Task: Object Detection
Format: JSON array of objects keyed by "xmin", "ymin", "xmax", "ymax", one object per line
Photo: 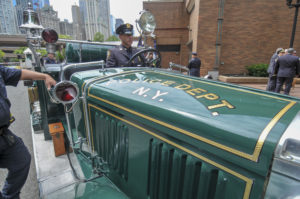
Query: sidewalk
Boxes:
[{"xmin": 237, "ymin": 83, "xmax": 300, "ymax": 99}]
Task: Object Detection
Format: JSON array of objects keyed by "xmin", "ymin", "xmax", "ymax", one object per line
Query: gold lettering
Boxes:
[
  {"xmin": 196, "ymin": 93, "xmax": 219, "ymax": 100},
  {"xmin": 132, "ymin": 78, "xmax": 140, "ymax": 83},
  {"xmin": 186, "ymin": 88, "xmax": 207, "ymax": 95},
  {"xmin": 149, "ymin": 79, "xmax": 162, "ymax": 84},
  {"xmin": 208, "ymin": 100, "xmax": 235, "ymax": 110},
  {"xmin": 119, "ymin": 79, "xmax": 131, "ymax": 83},
  {"xmin": 161, "ymin": 81, "xmax": 176, "ymax": 86},
  {"xmin": 174, "ymin": 84, "xmax": 191, "ymax": 90}
]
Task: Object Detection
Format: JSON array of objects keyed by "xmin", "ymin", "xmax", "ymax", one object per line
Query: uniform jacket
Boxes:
[
  {"xmin": 188, "ymin": 57, "xmax": 201, "ymax": 77},
  {"xmin": 0, "ymin": 65, "xmax": 21, "ymax": 127},
  {"xmin": 44, "ymin": 57, "xmax": 56, "ymax": 64},
  {"xmin": 267, "ymin": 53, "xmax": 279, "ymax": 74},
  {"xmin": 275, "ymin": 54, "xmax": 300, "ymax": 77},
  {"xmin": 106, "ymin": 45, "xmax": 142, "ymax": 68}
]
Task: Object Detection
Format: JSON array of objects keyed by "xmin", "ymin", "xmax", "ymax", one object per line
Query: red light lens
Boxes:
[
  {"xmin": 62, "ymin": 91, "xmax": 74, "ymax": 101},
  {"xmin": 42, "ymin": 28, "xmax": 58, "ymax": 43}
]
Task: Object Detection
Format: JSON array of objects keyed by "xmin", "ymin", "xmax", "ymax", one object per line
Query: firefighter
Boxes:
[{"xmin": 0, "ymin": 65, "xmax": 56, "ymax": 199}]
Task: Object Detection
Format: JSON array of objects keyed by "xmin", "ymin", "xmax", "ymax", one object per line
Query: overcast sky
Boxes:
[{"xmin": 49, "ymin": 0, "xmax": 144, "ymax": 29}]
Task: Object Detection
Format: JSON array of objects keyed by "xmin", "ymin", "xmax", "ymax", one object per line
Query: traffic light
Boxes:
[{"xmin": 286, "ymin": 0, "xmax": 292, "ymax": 6}]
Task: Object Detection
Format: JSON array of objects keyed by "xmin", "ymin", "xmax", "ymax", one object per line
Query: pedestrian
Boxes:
[
  {"xmin": 266, "ymin": 48, "xmax": 284, "ymax": 92},
  {"xmin": 187, "ymin": 52, "xmax": 201, "ymax": 77},
  {"xmin": 0, "ymin": 65, "xmax": 56, "ymax": 199},
  {"xmin": 106, "ymin": 23, "xmax": 143, "ymax": 67},
  {"xmin": 274, "ymin": 48, "xmax": 300, "ymax": 95},
  {"xmin": 44, "ymin": 53, "xmax": 56, "ymax": 64}
]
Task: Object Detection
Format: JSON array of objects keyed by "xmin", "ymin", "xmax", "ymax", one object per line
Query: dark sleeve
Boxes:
[
  {"xmin": 106, "ymin": 49, "xmax": 117, "ymax": 68},
  {"xmin": 0, "ymin": 65, "xmax": 21, "ymax": 86},
  {"xmin": 274, "ymin": 58, "xmax": 280, "ymax": 75},
  {"xmin": 187, "ymin": 60, "xmax": 192, "ymax": 69},
  {"xmin": 296, "ymin": 58, "xmax": 300, "ymax": 75}
]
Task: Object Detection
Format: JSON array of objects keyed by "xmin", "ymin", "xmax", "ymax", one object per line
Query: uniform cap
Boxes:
[
  {"xmin": 275, "ymin": 48, "xmax": 283, "ymax": 54},
  {"xmin": 116, "ymin": 23, "xmax": 133, "ymax": 35},
  {"xmin": 192, "ymin": 52, "xmax": 197, "ymax": 55}
]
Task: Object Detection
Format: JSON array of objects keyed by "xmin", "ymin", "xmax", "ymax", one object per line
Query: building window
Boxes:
[{"xmin": 157, "ymin": 45, "xmax": 181, "ymax": 52}]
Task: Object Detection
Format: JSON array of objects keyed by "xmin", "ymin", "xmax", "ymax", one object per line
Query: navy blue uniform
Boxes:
[
  {"xmin": 106, "ymin": 45, "xmax": 142, "ymax": 67},
  {"xmin": 266, "ymin": 53, "xmax": 279, "ymax": 92},
  {"xmin": 0, "ymin": 66, "xmax": 31, "ymax": 199},
  {"xmin": 44, "ymin": 57, "xmax": 56, "ymax": 64},
  {"xmin": 274, "ymin": 54, "xmax": 300, "ymax": 95},
  {"xmin": 187, "ymin": 57, "xmax": 201, "ymax": 77}
]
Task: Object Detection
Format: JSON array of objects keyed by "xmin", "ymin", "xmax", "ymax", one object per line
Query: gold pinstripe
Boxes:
[{"xmin": 88, "ymin": 103, "xmax": 253, "ymax": 199}]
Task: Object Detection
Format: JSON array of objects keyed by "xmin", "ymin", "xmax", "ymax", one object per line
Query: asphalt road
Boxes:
[{"xmin": 0, "ymin": 82, "xmax": 39, "ymax": 199}]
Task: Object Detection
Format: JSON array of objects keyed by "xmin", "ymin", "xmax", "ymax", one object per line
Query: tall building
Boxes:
[
  {"xmin": 15, "ymin": 0, "xmax": 32, "ymax": 27},
  {"xmin": 32, "ymin": 0, "xmax": 50, "ymax": 10},
  {"xmin": 144, "ymin": 0, "xmax": 300, "ymax": 75},
  {"xmin": 0, "ymin": 0, "xmax": 19, "ymax": 34},
  {"xmin": 36, "ymin": 5, "xmax": 59, "ymax": 33},
  {"xmin": 110, "ymin": 15, "xmax": 116, "ymax": 36},
  {"xmin": 79, "ymin": 0, "xmax": 111, "ymax": 41},
  {"xmin": 59, "ymin": 19, "xmax": 73, "ymax": 37},
  {"xmin": 72, "ymin": 5, "xmax": 86, "ymax": 40},
  {"xmin": 115, "ymin": 18, "xmax": 124, "ymax": 30}
]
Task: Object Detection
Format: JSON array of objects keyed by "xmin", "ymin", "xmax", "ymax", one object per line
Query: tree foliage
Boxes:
[
  {"xmin": 93, "ymin": 32, "xmax": 104, "ymax": 42},
  {"xmin": 106, "ymin": 35, "xmax": 119, "ymax": 41},
  {"xmin": 37, "ymin": 49, "xmax": 48, "ymax": 57},
  {"xmin": 13, "ymin": 47, "xmax": 27, "ymax": 55},
  {"xmin": 0, "ymin": 50, "xmax": 5, "ymax": 62},
  {"xmin": 59, "ymin": 34, "xmax": 72, "ymax": 39}
]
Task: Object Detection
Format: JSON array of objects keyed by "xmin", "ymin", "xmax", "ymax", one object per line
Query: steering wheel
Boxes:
[{"xmin": 127, "ymin": 48, "xmax": 161, "ymax": 68}]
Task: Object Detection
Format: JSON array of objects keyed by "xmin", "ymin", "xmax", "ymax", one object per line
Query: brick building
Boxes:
[{"xmin": 143, "ymin": 0, "xmax": 300, "ymax": 77}]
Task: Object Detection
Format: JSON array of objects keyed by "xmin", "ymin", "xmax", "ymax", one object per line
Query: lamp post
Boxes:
[{"xmin": 287, "ymin": 0, "xmax": 300, "ymax": 48}]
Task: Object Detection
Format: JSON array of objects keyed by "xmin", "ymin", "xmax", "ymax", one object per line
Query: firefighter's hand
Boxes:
[{"xmin": 45, "ymin": 74, "xmax": 56, "ymax": 90}]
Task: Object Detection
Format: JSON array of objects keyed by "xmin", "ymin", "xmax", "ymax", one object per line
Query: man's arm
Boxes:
[
  {"xmin": 20, "ymin": 69, "xmax": 56, "ymax": 89},
  {"xmin": 106, "ymin": 50, "xmax": 117, "ymax": 68}
]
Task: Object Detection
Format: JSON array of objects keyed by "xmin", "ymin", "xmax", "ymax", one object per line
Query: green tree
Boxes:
[
  {"xmin": 56, "ymin": 48, "xmax": 65, "ymax": 63},
  {"xmin": 13, "ymin": 47, "xmax": 27, "ymax": 55},
  {"xmin": 0, "ymin": 50, "xmax": 5, "ymax": 62},
  {"xmin": 37, "ymin": 49, "xmax": 48, "ymax": 57},
  {"xmin": 106, "ymin": 35, "xmax": 119, "ymax": 41},
  {"xmin": 59, "ymin": 34, "xmax": 72, "ymax": 39},
  {"xmin": 93, "ymin": 32, "xmax": 104, "ymax": 42}
]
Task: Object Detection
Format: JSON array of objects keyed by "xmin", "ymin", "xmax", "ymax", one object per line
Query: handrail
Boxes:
[
  {"xmin": 60, "ymin": 60, "xmax": 105, "ymax": 81},
  {"xmin": 169, "ymin": 62, "xmax": 189, "ymax": 73}
]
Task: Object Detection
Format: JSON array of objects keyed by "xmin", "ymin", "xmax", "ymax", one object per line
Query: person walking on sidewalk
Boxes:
[
  {"xmin": 274, "ymin": 48, "xmax": 300, "ymax": 95},
  {"xmin": 266, "ymin": 48, "xmax": 284, "ymax": 92}
]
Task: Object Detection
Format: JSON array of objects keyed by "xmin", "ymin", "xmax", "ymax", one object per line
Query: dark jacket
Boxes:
[
  {"xmin": 267, "ymin": 53, "xmax": 278, "ymax": 74},
  {"xmin": 188, "ymin": 57, "xmax": 201, "ymax": 77},
  {"xmin": 0, "ymin": 65, "xmax": 21, "ymax": 127},
  {"xmin": 106, "ymin": 45, "xmax": 142, "ymax": 67},
  {"xmin": 275, "ymin": 54, "xmax": 300, "ymax": 77}
]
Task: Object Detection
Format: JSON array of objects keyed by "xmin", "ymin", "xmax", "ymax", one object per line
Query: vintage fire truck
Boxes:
[{"xmin": 20, "ymin": 3, "xmax": 300, "ymax": 199}]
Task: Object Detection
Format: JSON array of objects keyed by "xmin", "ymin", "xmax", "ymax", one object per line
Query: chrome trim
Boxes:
[
  {"xmin": 272, "ymin": 111, "xmax": 300, "ymax": 180},
  {"xmin": 169, "ymin": 62, "xmax": 189, "ymax": 73},
  {"xmin": 52, "ymin": 81, "xmax": 79, "ymax": 105},
  {"xmin": 60, "ymin": 61, "xmax": 105, "ymax": 81}
]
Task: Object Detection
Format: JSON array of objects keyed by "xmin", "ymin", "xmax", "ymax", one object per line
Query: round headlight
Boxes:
[{"xmin": 137, "ymin": 10, "xmax": 156, "ymax": 35}]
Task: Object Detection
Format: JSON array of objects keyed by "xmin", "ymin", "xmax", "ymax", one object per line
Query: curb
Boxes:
[{"xmin": 219, "ymin": 75, "xmax": 300, "ymax": 84}]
